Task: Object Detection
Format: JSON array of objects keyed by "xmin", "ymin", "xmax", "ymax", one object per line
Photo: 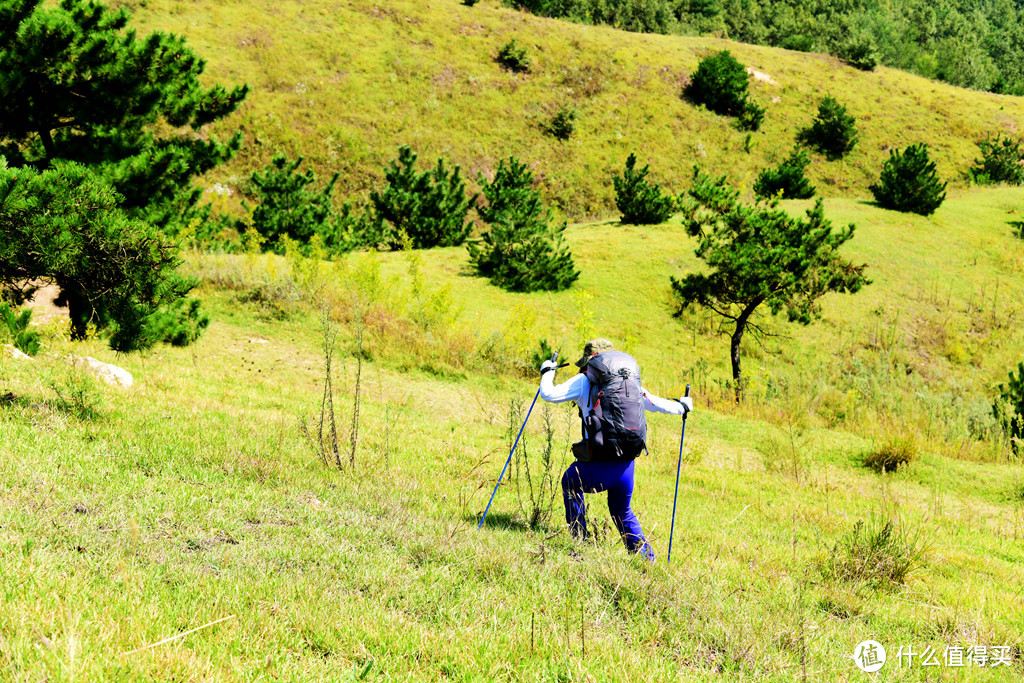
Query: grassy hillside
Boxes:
[
  {"xmin": 4, "ymin": 0, "xmax": 1024, "ymax": 679},
  {"xmin": 4, "ymin": 185, "xmax": 1024, "ymax": 679},
  {"xmin": 125, "ymin": 0, "xmax": 1024, "ymax": 218}
]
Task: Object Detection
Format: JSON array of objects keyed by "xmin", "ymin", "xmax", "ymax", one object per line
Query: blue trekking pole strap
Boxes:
[
  {"xmin": 667, "ymin": 383, "xmax": 690, "ymax": 563},
  {"xmin": 478, "ymin": 352, "xmax": 558, "ymax": 530}
]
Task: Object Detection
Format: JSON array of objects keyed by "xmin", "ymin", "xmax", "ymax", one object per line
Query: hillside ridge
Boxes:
[{"xmin": 126, "ymin": 0, "xmax": 1024, "ymax": 219}]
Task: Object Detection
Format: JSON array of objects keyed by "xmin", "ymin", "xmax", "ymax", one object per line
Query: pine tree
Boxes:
[
  {"xmin": 869, "ymin": 143, "xmax": 947, "ymax": 215},
  {"xmin": 248, "ymin": 154, "xmax": 356, "ymax": 255},
  {"xmin": 672, "ymin": 169, "xmax": 869, "ymax": 402},
  {"xmin": 0, "ymin": 161, "xmax": 201, "ymax": 351},
  {"xmin": 994, "ymin": 362, "xmax": 1024, "ymax": 454},
  {"xmin": 753, "ymin": 147, "xmax": 816, "ymax": 200},
  {"xmin": 798, "ymin": 96, "xmax": 858, "ymax": 161},
  {"xmin": 0, "ymin": 0, "xmax": 248, "ymax": 230},
  {"xmin": 468, "ymin": 157, "xmax": 579, "ymax": 292},
  {"xmin": 684, "ymin": 50, "xmax": 750, "ymax": 117},
  {"xmin": 684, "ymin": 50, "xmax": 764, "ymax": 129},
  {"xmin": 614, "ymin": 153, "xmax": 676, "ymax": 225},
  {"xmin": 972, "ymin": 134, "xmax": 1024, "ymax": 185},
  {"xmin": 366, "ymin": 146, "xmax": 475, "ymax": 250}
]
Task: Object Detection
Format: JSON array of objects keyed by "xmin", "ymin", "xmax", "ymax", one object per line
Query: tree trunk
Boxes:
[
  {"xmin": 56, "ymin": 279, "xmax": 91, "ymax": 340},
  {"xmin": 37, "ymin": 128, "xmax": 56, "ymax": 162},
  {"xmin": 730, "ymin": 302, "xmax": 760, "ymax": 403}
]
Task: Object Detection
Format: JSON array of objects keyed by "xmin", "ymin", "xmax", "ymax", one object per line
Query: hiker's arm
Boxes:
[
  {"xmin": 643, "ymin": 390, "xmax": 692, "ymax": 415},
  {"xmin": 540, "ymin": 371, "xmax": 586, "ymax": 404}
]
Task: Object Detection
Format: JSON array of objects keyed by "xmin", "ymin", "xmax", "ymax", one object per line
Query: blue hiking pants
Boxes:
[{"xmin": 561, "ymin": 459, "xmax": 654, "ymax": 561}]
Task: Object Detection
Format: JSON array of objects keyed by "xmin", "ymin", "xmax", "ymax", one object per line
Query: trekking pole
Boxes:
[
  {"xmin": 478, "ymin": 352, "xmax": 559, "ymax": 530},
  {"xmin": 667, "ymin": 384, "xmax": 690, "ymax": 564}
]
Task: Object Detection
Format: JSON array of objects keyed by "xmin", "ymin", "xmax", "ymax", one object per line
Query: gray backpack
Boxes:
[{"xmin": 582, "ymin": 350, "xmax": 647, "ymax": 461}]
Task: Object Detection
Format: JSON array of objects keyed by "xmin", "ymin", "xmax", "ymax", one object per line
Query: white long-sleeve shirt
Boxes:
[{"xmin": 540, "ymin": 370, "xmax": 687, "ymax": 420}]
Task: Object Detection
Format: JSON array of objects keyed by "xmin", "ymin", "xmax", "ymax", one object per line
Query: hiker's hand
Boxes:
[
  {"xmin": 540, "ymin": 360, "xmax": 558, "ymax": 375},
  {"xmin": 677, "ymin": 396, "xmax": 693, "ymax": 413}
]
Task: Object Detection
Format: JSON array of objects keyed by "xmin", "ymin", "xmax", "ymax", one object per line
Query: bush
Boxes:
[
  {"xmin": 824, "ymin": 517, "xmax": 927, "ymax": 589},
  {"xmin": 530, "ymin": 339, "xmax": 557, "ymax": 371},
  {"xmin": 0, "ymin": 302, "xmax": 40, "ymax": 356},
  {"xmin": 613, "ymin": 153, "xmax": 676, "ymax": 224},
  {"xmin": 869, "ymin": 143, "xmax": 947, "ymax": 216},
  {"xmin": 837, "ymin": 35, "xmax": 878, "ymax": 71},
  {"xmin": 468, "ymin": 156, "xmax": 579, "ymax": 292},
  {"xmin": 684, "ymin": 50, "xmax": 764, "ymax": 130},
  {"xmin": 684, "ymin": 50, "xmax": 750, "ymax": 118},
  {"xmin": 248, "ymin": 154, "xmax": 355, "ymax": 255},
  {"xmin": 544, "ymin": 106, "xmax": 577, "ymax": 140},
  {"xmin": 366, "ymin": 146, "xmax": 476, "ymax": 250},
  {"xmin": 971, "ymin": 134, "xmax": 1024, "ymax": 185},
  {"xmin": 994, "ymin": 362, "xmax": 1024, "ymax": 454},
  {"xmin": 49, "ymin": 365, "xmax": 102, "ymax": 421},
  {"xmin": 863, "ymin": 435, "xmax": 918, "ymax": 472},
  {"xmin": 737, "ymin": 100, "xmax": 765, "ymax": 131},
  {"xmin": 797, "ymin": 96, "xmax": 858, "ymax": 160},
  {"xmin": 497, "ymin": 39, "xmax": 530, "ymax": 73},
  {"xmin": 753, "ymin": 147, "xmax": 816, "ymax": 200}
]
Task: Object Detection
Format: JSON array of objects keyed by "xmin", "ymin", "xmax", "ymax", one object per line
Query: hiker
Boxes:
[{"xmin": 539, "ymin": 339, "xmax": 692, "ymax": 561}]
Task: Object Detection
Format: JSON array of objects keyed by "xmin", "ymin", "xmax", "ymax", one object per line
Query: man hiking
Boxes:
[{"xmin": 539, "ymin": 339, "xmax": 692, "ymax": 561}]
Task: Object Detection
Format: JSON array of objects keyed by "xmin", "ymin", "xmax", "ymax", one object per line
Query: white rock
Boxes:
[
  {"xmin": 3, "ymin": 344, "xmax": 32, "ymax": 361},
  {"xmin": 746, "ymin": 67, "xmax": 778, "ymax": 85},
  {"xmin": 70, "ymin": 356, "xmax": 133, "ymax": 388}
]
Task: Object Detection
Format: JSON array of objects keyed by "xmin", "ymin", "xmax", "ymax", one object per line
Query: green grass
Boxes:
[
  {"xmin": 122, "ymin": 0, "xmax": 1024, "ymax": 218},
  {"xmin": 4, "ymin": 184, "xmax": 1024, "ymax": 678},
  {"xmin": 5, "ymin": 0, "xmax": 1024, "ymax": 678}
]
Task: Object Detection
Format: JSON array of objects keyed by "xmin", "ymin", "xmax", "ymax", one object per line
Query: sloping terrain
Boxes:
[
  {"xmin": 2, "ymin": 0, "xmax": 1024, "ymax": 679},
  {"xmin": 127, "ymin": 0, "xmax": 1024, "ymax": 217}
]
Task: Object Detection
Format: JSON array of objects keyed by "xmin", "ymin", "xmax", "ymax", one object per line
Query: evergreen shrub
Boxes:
[
  {"xmin": 869, "ymin": 143, "xmax": 947, "ymax": 216},
  {"xmin": 366, "ymin": 146, "xmax": 475, "ymax": 250},
  {"xmin": 754, "ymin": 147, "xmax": 816, "ymax": 200},
  {"xmin": 468, "ymin": 156, "xmax": 578, "ymax": 292},
  {"xmin": 971, "ymin": 134, "xmax": 1024, "ymax": 185},
  {"xmin": 613, "ymin": 153, "xmax": 676, "ymax": 224},
  {"xmin": 798, "ymin": 96, "xmax": 858, "ymax": 160},
  {"xmin": 684, "ymin": 51, "xmax": 764, "ymax": 130}
]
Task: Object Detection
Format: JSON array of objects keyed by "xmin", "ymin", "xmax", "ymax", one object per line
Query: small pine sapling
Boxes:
[
  {"xmin": 971, "ymin": 134, "xmax": 1024, "ymax": 185},
  {"xmin": 684, "ymin": 50, "xmax": 764, "ymax": 130},
  {"xmin": 248, "ymin": 154, "xmax": 353, "ymax": 254},
  {"xmin": 497, "ymin": 39, "xmax": 530, "ymax": 73},
  {"xmin": 545, "ymin": 106, "xmax": 577, "ymax": 141},
  {"xmin": 366, "ymin": 145, "xmax": 476, "ymax": 250},
  {"xmin": 754, "ymin": 146, "xmax": 816, "ymax": 200},
  {"xmin": 468, "ymin": 156, "xmax": 579, "ymax": 292},
  {"xmin": 738, "ymin": 99, "xmax": 766, "ymax": 132},
  {"xmin": 994, "ymin": 362, "xmax": 1024, "ymax": 454},
  {"xmin": 869, "ymin": 143, "xmax": 947, "ymax": 216},
  {"xmin": 613, "ymin": 153, "xmax": 676, "ymax": 224},
  {"xmin": 684, "ymin": 50, "xmax": 750, "ymax": 117},
  {"xmin": 0, "ymin": 302, "xmax": 41, "ymax": 356},
  {"xmin": 798, "ymin": 96, "xmax": 858, "ymax": 160}
]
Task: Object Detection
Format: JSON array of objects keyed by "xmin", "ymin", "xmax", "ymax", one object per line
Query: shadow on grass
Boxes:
[
  {"xmin": 1009, "ymin": 220, "xmax": 1024, "ymax": 240},
  {"xmin": 0, "ymin": 389, "xmax": 99, "ymax": 421},
  {"xmin": 465, "ymin": 511, "xmax": 534, "ymax": 532},
  {"xmin": 456, "ymin": 261, "xmax": 489, "ymax": 279}
]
